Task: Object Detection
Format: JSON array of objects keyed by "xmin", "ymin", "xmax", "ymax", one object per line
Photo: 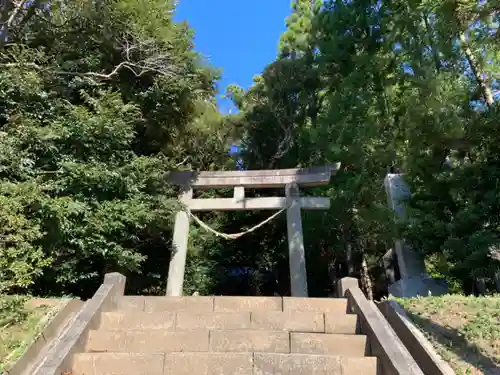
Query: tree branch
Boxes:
[
  {"xmin": 459, "ymin": 32, "xmax": 494, "ymax": 106},
  {"xmin": 1, "ymin": 38, "xmax": 179, "ymax": 79},
  {"xmin": 0, "ymin": 0, "xmax": 27, "ymax": 47}
]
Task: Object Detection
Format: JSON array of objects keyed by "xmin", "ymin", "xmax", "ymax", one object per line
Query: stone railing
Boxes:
[
  {"xmin": 337, "ymin": 277, "xmax": 425, "ymax": 375},
  {"xmin": 378, "ymin": 300, "xmax": 455, "ymax": 375},
  {"xmin": 31, "ymin": 272, "xmax": 126, "ymax": 375}
]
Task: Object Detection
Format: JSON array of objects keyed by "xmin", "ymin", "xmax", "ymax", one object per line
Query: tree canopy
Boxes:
[{"xmin": 1, "ymin": 0, "xmax": 499, "ymax": 298}]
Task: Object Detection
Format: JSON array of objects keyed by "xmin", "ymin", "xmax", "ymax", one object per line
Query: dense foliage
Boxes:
[
  {"xmin": 1, "ymin": 0, "xmax": 499, "ymax": 299},
  {"xmin": 0, "ymin": 0, "xmax": 233, "ymax": 297},
  {"xmin": 224, "ymin": 0, "xmax": 500, "ymax": 297}
]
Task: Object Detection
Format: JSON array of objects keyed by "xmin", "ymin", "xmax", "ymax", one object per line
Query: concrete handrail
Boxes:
[
  {"xmin": 31, "ymin": 272, "xmax": 126, "ymax": 375},
  {"xmin": 337, "ymin": 277, "xmax": 425, "ymax": 375},
  {"xmin": 379, "ymin": 300, "xmax": 455, "ymax": 375},
  {"xmin": 6, "ymin": 299, "xmax": 83, "ymax": 375}
]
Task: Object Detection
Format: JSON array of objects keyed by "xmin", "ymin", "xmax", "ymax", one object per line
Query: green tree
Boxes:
[
  {"xmin": 0, "ymin": 0, "xmax": 233, "ymax": 297},
  {"xmin": 222, "ymin": 0, "xmax": 500, "ymax": 297}
]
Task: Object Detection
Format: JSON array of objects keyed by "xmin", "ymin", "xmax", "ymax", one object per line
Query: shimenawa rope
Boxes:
[{"xmin": 186, "ymin": 205, "xmax": 290, "ymax": 240}]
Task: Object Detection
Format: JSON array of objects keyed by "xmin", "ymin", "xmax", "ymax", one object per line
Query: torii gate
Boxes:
[{"xmin": 166, "ymin": 164, "xmax": 340, "ymax": 297}]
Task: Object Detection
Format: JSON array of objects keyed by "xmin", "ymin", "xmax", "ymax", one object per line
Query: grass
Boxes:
[
  {"xmin": 395, "ymin": 294, "xmax": 500, "ymax": 375},
  {"xmin": 0, "ymin": 296, "xmax": 67, "ymax": 372}
]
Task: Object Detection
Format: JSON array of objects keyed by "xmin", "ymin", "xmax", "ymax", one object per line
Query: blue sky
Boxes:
[{"xmin": 175, "ymin": 1, "xmax": 291, "ymax": 114}]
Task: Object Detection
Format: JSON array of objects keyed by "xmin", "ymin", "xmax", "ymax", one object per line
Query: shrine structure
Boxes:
[{"xmin": 165, "ymin": 164, "xmax": 340, "ymax": 297}]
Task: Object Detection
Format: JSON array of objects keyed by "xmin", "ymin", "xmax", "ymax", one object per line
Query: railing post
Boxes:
[{"xmin": 337, "ymin": 276, "xmax": 360, "ymax": 297}]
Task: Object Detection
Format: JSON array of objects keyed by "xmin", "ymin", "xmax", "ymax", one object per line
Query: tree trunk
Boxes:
[
  {"xmin": 361, "ymin": 254, "xmax": 374, "ymax": 300},
  {"xmin": 459, "ymin": 32, "xmax": 494, "ymax": 106},
  {"xmin": 423, "ymin": 14, "xmax": 442, "ymax": 73},
  {"xmin": 0, "ymin": 0, "xmax": 27, "ymax": 45},
  {"xmin": 0, "ymin": 0, "xmax": 44, "ymax": 48},
  {"xmin": 346, "ymin": 243, "xmax": 354, "ymax": 276},
  {"xmin": 382, "ymin": 248, "xmax": 396, "ymax": 284},
  {"xmin": 494, "ymin": 272, "xmax": 500, "ymax": 293},
  {"xmin": 474, "ymin": 278, "xmax": 487, "ymax": 296}
]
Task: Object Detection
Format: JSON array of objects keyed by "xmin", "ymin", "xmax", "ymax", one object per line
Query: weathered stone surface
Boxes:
[
  {"xmin": 175, "ymin": 312, "xmax": 251, "ymax": 330},
  {"xmin": 378, "ymin": 300, "xmax": 455, "ymax": 375},
  {"xmin": 99, "ymin": 311, "xmax": 176, "ymax": 331},
  {"xmin": 116, "ymin": 296, "xmax": 146, "ymax": 311},
  {"xmin": 72, "ymin": 352, "xmax": 378, "ymax": 375},
  {"xmin": 290, "ymin": 333, "xmax": 368, "ymax": 356},
  {"xmin": 253, "ymin": 353, "xmax": 342, "ymax": 375},
  {"xmin": 346, "ymin": 285, "xmax": 425, "ymax": 375},
  {"xmin": 283, "ymin": 297, "xmax": 347, "ymax": 313},
  {"xmin": 165, "ymin": 352, "xmax": 253, "ymax": 375},
  {"xmin": 233, "ymin": 186, "xmax": 245, "ymax": 201},
  {"xmin": 336, "ymin": 277, "xmax": 359, "ymax": 298},
  {"xmin": 8, "ymin": 299, "xmax": 83, "ymax": 375},
  {"xmin": 185, "ymin": 197, "xmax": 330, "ymax": 211},
  {"xmin": 166, "ymin": 209, "xmax": 191, "ymax": 297},
  {"xmin": 250, "ymin": 311, "xmax": 324, "ymax": 332},
  {"xmin": 167, "ymin": 164, "xmax": 340, "ymax": 189},
  {"xmin": 286, "ymin": 183, "xmax": 309, "ymax": 298},
  {"xmin": 86, "ymin": 330, "xmax": 209, "ymax": 352},
  {"xmin": 71, "ymin": 352, "xmax": 165, "ymax": 375},
  {"xmin": 384, "ymin": 174, "xmax": 448, "ymax": 298},
  {"xmin": 341, "ymin": 356, "xmax": 378, "ymax": 375},
  {"xmin": 209, "ymin": 330, "xmax": 289, "ymax": 353},
  {"xmin": 213, "ymin": 296, "xmax": 282, "ymax": 312},
  {"xmin": 324, "ymin": 313, "xmax": 358, "ymax": 334},
  {"xmin": 143, "ymin": 296, "xmax": 214, "ymax": 312},
  {"xmin": 384, "ymin": 173, "xmax": 411, "ymax": 221},
  {"xmin": 32, "ymin": 273, "xmax": 126, "ymax": 375}
]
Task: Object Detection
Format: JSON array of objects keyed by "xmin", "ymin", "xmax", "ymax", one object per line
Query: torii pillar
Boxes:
[{"xmin": 285, "ymin": 183, "xmax": 308, "ymax": 297}]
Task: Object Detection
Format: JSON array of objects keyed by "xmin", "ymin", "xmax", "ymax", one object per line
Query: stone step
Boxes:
[
  {"xmin": 115, "ymin": 296, "xmax": 349, "ymax": 313},
  {"xmin": 71, "ymin": 352, "xmax": 165, "ymax": 375},
  {"xmin": 177, "ymin": 311, "xmax": 252, "ymax": 330},
  {"xmin": 98, "ymin": 311, "xmax": 251, "ymax": 331},
  {"xmin": 282, "ymin": 297, "xmax": 348, "ymax": 313},
  {"xmin": 325, "ymin": 312, "xmax": 358, "ymax": 334},
  {"xmin": 290, "ymin": 332, "xmax": 368, "ymax": 356},
  {"xmin": 214, "ymin": 296, "xmax": 282, "ymax": 312},
  {"xmin": 209, "ymin": 330, "xmax": 290, "ymax": 353},
  {"xmin": 85, "ymin": 330, "xmax": 210, "ymax": 353},
  {"xmin": 249, "ymin": 311, "xmax": 357, "ymax": 333},
  {"xmin": 98, "ymin": 311, "xmax": 358, "ymax": 333},
  {"xmin": 250, "ymin": 311, "xmax": 325, "ymax": 332},
  {"xmin": 99, "ymin": 311, "xmax": 177, "ymax": 331},
  {"xmin": 254, "ymin": 353, "xmax": 377, "ymax": 375},
  {"xmin": 116, "ymin": 296, "xmax": 215, "ymax": 312},
  {"xmin": 86, "ymin": 329, "xmax": 368, "ymax": 356},
  {"xmin": 71, "ymin": 352, "xmax": 378, "ymax": 375}
]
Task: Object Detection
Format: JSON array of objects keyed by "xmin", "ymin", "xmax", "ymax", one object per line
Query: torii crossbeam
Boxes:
[{"xmin": 165, "ymin": 164, "xmax": 341, "ymax": 297}]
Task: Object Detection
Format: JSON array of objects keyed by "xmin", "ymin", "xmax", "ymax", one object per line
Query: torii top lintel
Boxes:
[{"xmin": 167, "ymin": 163, "xmax": 341, "ymax": 189}]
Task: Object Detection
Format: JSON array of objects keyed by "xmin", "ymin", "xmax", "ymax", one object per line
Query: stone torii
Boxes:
[{"xmin": 165, "ymin": 164, "xmax": 340, "ymax": 297}]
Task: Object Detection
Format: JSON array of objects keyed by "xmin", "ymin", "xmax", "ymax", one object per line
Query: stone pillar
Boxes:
[
  {"xmin": 285, "ymin": 183, "xmax": 308, "ymax": 297},
  {"xmin": 166, "ymin": 189, "xmax": 192, "ymax": 296},
  {"xmin": 384, "ymin": 174, "xmax": 426, "ymax": 279},
  {"xmin": 384, "ymin": 173, "xmax": 448, "ymax": 297}
]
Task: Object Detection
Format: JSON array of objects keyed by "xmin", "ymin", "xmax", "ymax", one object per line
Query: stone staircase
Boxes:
[
  {"xmin": 70, "ymin": 295, "xmax": 376, "ymax": 375},
  {"xmin": 29, "ymin": 274, "xmax": 425, "ymax": 375}
]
